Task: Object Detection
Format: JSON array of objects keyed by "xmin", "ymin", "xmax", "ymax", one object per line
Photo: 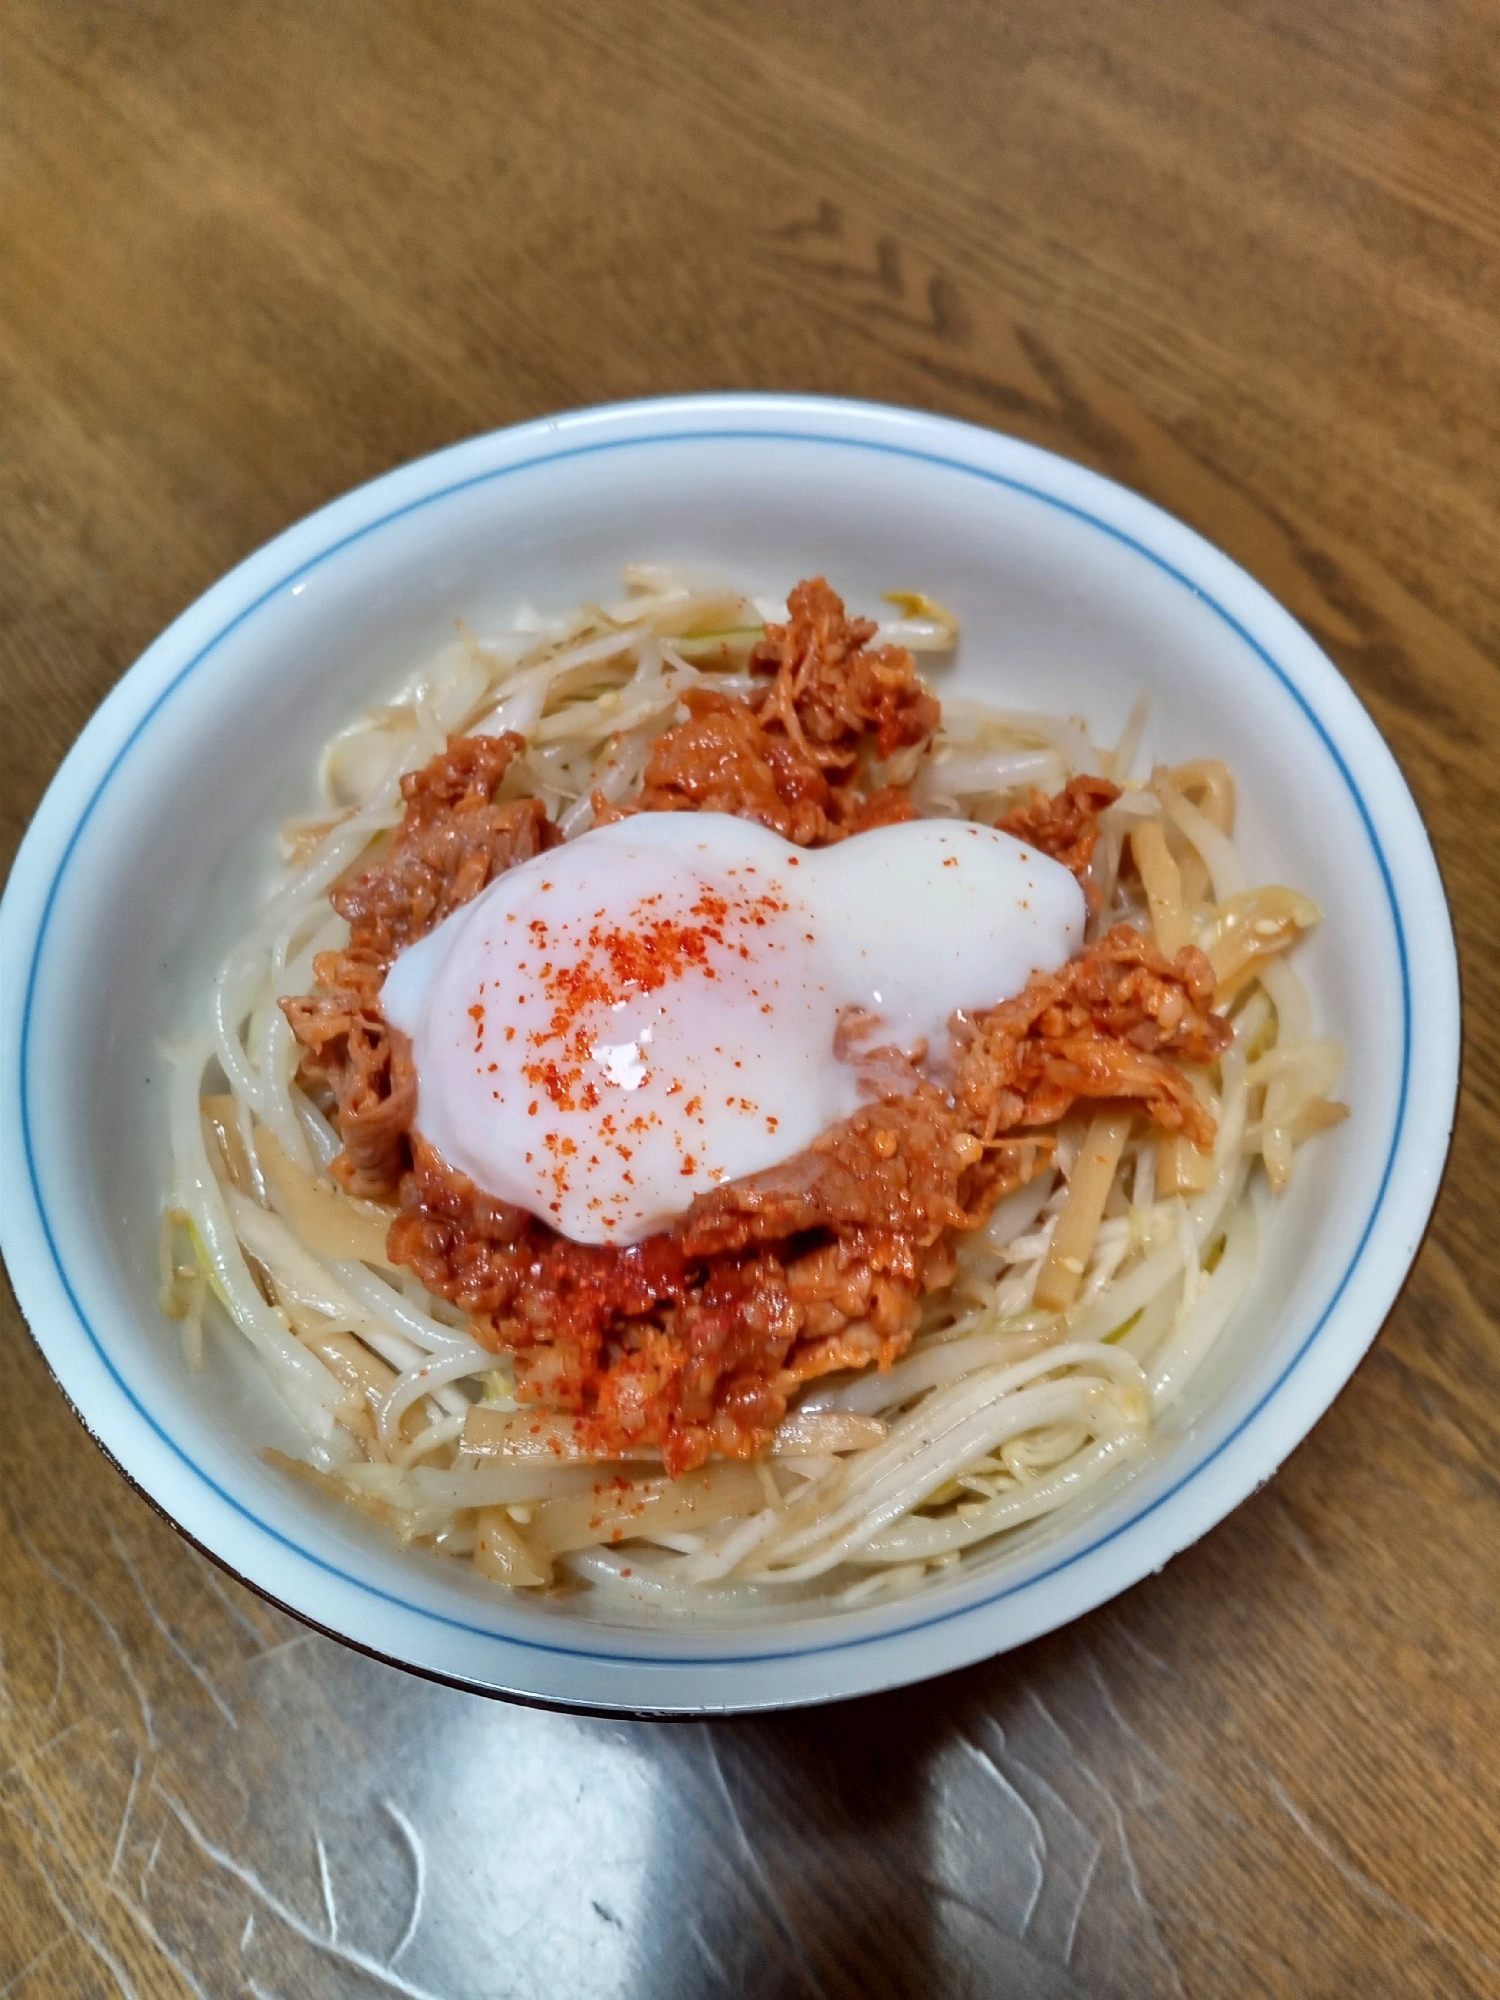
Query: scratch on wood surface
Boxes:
[
  {"xmin": 152, "ymin": 1784, "xmax": 448, "ymax": 2000},
  {"xmin": 685, "ymin": 1915, "xmax": 734, "ymax": 1991},
  {"xmin": 14, "ymin": 1521, "xmax": 156, "ymax": 1750},
  {"xmin": 138, "ymin": 1834, "xmax": 162, "ymax": 1904},
  {"xmin": 107, "ymin": 1525, "xmax": 237, "ymax": 1731},
  {"xmin": 1099, "ymin": 1782, "xmax": 1183, "ymax": 2000},
  {"xmin": 1078, "ymin": 1644, "xmax": 1181, "ymax": 1808},
  {"xmin": 1110, "ymin": 1621, "xmax": 1173, "ymax": 1677},
  {"xmin": 246, "ymin": 1633, "xmax": 314, "ymax": 1667},
  {"xmin": 0, "ymin": 1720, "xmax": 85, "ymax": 1789},
  {"xmin": 382, "ymin": 1799, "xmax": 426, "ymax": 1964},
  {"xmin": 701, "ymin": 1730, "xmax": 831, "ymax": 2000},
  {"xmin": 1265, "ymin": 1774, "xmax": 1500, "ymax": 1978},
  {"xmin": 314, "ymin": 1831, "xmax": 338, "ymax": 1943},
  {"xmin": 0, "ymin": 1937, "xmax": 63, "ymax": 1998},
  {"xmin": 978, "ymin": 1715, "xmax": 1103, "ymax": 1968},
  {"xmin": 24, "ymin": 1837, "xmax": 139, "ymax": 2000},
  {"xmin": 43, "ymin": 1612, "xmax": 65, "ymax": 1720},
  {"xmin": 108, "ymin": 1750, "xmax": 145, "ymax": 1882},
  {"xmin": 103, "ymin": 1879, "xmax": 213, "ymax": 2000},
  {"xmin": 1024, "ymin": 1684, "xmax": 1186, "ymax": 2000},
  {"xmin": 3, "ymin": 1761, "xmax": 70, "ymax": 1856},
  {"xmin": 5, "ymin": 1753, "xmax": 206, "ymax": 2000},
  {"xmin": 955, "ymin": 1731, "xmax": 1045, "ymax": 1935},
  {"xmin": 1062, "ymin": 1837, "xmax": 1104, "ymax": 1966},
  {"xmin": 916, "ymin": 1870, "xmax": 1052, "ymax": 1951}
]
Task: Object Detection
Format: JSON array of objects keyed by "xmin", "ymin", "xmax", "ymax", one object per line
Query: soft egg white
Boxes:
[{"xmin": 381, "ymin": 812, "xmax": 1083, "ymax": 1244}]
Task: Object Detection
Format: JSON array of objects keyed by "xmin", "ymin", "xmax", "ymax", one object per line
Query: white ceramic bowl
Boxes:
[{"xmin": 0, "ymin": 394, "xmax": 1458, "ymax": 1713}]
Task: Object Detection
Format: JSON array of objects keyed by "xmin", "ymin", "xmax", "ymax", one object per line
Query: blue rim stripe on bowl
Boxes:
[{"xmin": 17, "ymin": 424, "xmax": 1411, "ymax": 1669}]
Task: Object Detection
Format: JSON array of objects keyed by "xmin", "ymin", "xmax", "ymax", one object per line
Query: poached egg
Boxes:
[{"xmin": 381, "ymin": 812, "xmax": 1083, "ymax": 1243}]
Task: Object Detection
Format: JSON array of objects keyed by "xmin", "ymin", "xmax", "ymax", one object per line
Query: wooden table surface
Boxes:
[{"xmin": 4, "ymin": 5, "xmax": 1498, "ymax": 1994}]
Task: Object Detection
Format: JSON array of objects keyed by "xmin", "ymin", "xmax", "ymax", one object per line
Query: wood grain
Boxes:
[{"xmin": 3, "ymin": 3, "xmax": 1497, "ymax": 1993}]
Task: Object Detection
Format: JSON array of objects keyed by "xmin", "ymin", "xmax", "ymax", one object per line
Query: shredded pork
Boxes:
[
  {"xmin": 625, "ymin": 577, "xmax": 936, "ymax": 846},
  {"xmin": 999, "ymin": 772, "xmax": 1122, "ymax": 878}
]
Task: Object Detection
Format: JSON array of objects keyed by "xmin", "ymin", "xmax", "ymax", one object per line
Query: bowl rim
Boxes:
[{"xmin": 0, "ymin": 391, "xmax": 1460, "ymax": 1712}]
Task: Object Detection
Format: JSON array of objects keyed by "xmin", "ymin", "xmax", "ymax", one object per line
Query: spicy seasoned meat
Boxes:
[
  {"xmin": 749, "ymin": 575, "xmax": 941, "ymax": 766},
  {"xmin": 386, "ymin": 1133, "xmax": 932, "ymax": 1475},
  {"xmin": 281, "ymin": 732, "xmax": 554, "ymax": 1197},
  {"xmin": 632, "ymin": 687, "xmax": 846, "ymax": 844},
  {"xmin": 677, "ymin": 1087, "xmax": 1052, "ymax": 1258},
  {"xmin": 952, "ymin": 924, "xmax": 1230, "ymax": 1149},
  {"xmin": 630, "ymin": 578, "xmax": 933, "ymax": 844},
  {"xmin": 999, "ymin": 772, "xmax": 1121, "ymax": 881}
]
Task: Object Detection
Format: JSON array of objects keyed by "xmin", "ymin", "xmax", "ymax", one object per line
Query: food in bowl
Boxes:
[{"xmin": 161, "ymin": 568, "xmax": 1346, "ymax": 1610}]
